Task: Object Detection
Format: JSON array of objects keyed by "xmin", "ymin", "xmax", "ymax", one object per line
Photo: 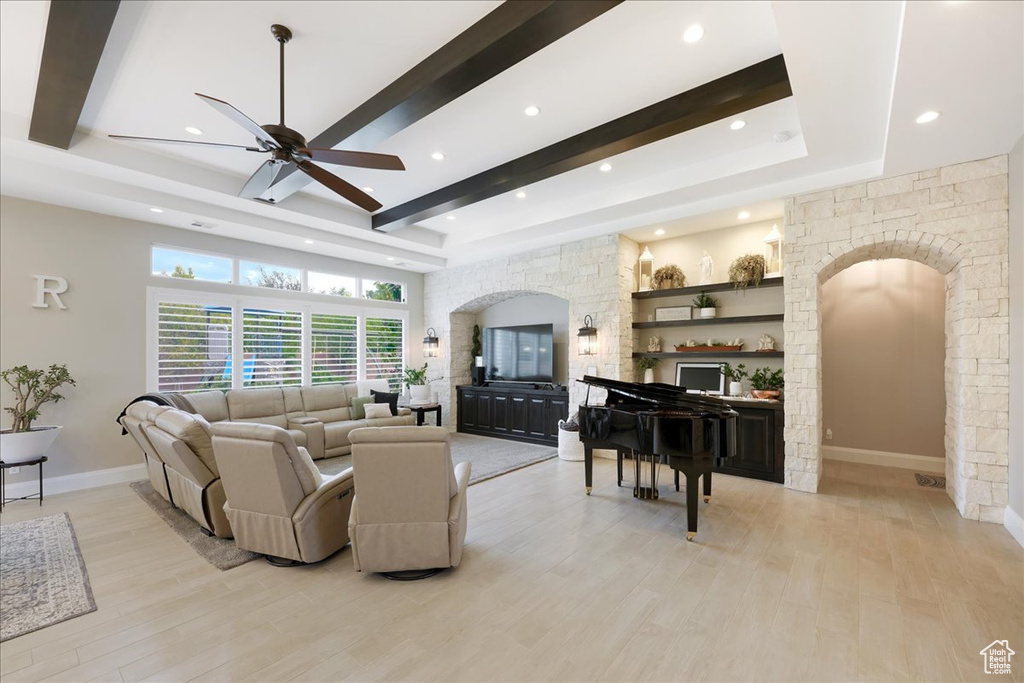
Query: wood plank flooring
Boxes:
[{"xmin": 0, "ymin": 458, "xmax": 1020, "ymax": 682}]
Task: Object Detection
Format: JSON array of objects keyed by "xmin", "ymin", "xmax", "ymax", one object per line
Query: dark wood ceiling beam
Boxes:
[
  {"xmin": 29, "ymin": 0, "xmax": 120, "ymax": 149},
  {"xmin": 372, "ymin": 55, "xmax": 792, "ymax": 232},
  {"xmin": 264, "ymin": 0, "xmax": 623, "ymax": 202}
]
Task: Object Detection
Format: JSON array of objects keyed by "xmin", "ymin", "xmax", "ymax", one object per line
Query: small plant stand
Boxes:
[{"xmin": 1, "ymin": 456, "xmax": 47, "ymax": 510}]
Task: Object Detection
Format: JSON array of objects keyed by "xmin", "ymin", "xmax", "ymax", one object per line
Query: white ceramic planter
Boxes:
[
  {"xmin": 0, "ymin": 426, "xmax": 62, "ymax": 464},
  {"xmin": 729, "ymin": 381, "xmax": 743, "ymax": 396},
  {"xmin": 699, "ymin": 307, "xmax": 717, "ymax": 319},
  {"xmin": 643, "ymin": 368, "xmax": 655, "ymax": 384},
  {"xmin": 408, "ymin": 385, "xmax": 432, "ymax": 405}
]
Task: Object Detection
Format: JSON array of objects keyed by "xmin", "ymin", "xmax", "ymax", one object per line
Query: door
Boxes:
[
  {"xmin": 730, "ymin": 409, "xmax": 774, "ymax": 474},
  {"xmin": 460, "ymin": 391, "xmax": 477, "ymax": 429},
  {"xmin": 547, "ymin": 396, "xmax": 569, "ymax": 438},
  {"xmin": 478, "ymin": 393, "xmax": 493, "ymax": 430},
  {"xmin": 493, "ymin": 394, "xmax": 510, "ymax": 433},
  {"xmin": 510, "ymin": 396, "xmax": 528, "ymax": 435},
  {"xmin": 527, "ymin": 397, "xmax": 547, "ymax": 439}
]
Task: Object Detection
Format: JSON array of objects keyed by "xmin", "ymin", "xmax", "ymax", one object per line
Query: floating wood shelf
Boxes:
[
  {"xmin": 631, "ymin": 277, "xmax": 784, "ymax": 300},
  {"xmin": 633, "ymin": 313, "xmax": 784, "ymax": 329},
  {"xmin": 632, "ymin": 351, "xmax": 785, "ymax": 359}
]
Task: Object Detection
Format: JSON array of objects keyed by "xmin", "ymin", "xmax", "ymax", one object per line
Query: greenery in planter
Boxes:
[
  {"xmin": 750, "ymin": 367, "xmax": 784, "ymax": 391},
  {"xmin": 692, "ymin": 291, "xmax": 718, "ymax": 309},
  {"xmin": 652, "ymin": 264, "xmax": 686, "ymax": 290},
  {"xmin": 729, "ymin": 254, "xmax": 767, "ymax": 289},
  {"xmin": 635, "ymin": 357, "xmax": 661, "ymax": 371},
  {"xmin": 470, "ymin": 324, "xmax": 482, "ymax": 373},
  {"xmin": 721, "ymin": 363, "xmax": 748, "ymax": 382},
  {"xmin": 2, "ymin": 364, "xmax": 76, "ymax": 433},
  {"xmin": 403, "ymin": 364, "xmax": 428, "ymax": 386}
]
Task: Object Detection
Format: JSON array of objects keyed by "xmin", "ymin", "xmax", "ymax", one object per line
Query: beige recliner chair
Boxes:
[
  {"xmin": 143, "ymin": 409, "xmax": 232, "ymax": 538},
  {"xmin": 120, "ymin": 401, "xmax": 172, "ymax": 503},
  {"xmin": 210, "ymin": 422, "xmax": 355, "ymax": 566},
  {"xmin": 348, "ymin": 427, "xmax": 470, "ymax": 578}
]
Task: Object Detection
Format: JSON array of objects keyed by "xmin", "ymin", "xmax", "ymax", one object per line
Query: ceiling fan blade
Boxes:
[
  {"xmin": 195, "ymin": 93, "xmax": 280, "ymax": 149},
  {"xmin": 296, "ymin": 160, "xmax": 382, "ymax": 212},
  {"xmin": 108, "ymin": 134, "xmax": 265, "ymax": 152},
  {"xmin": 239, "ymin": 160, "xmax": 282, "ymax": 199},
  {"xmin": 297, "ymin": 148, "xmax": 405, "ymax": 171}
]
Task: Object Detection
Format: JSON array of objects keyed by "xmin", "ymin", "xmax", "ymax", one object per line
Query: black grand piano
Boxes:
[{"xmin": 577, "ymin": 376, "xmax": 737, "ymax": 541}]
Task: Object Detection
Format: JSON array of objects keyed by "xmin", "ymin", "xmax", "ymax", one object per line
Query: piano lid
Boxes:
[{"xmin": 578, "ymin": 375, "xmax": 734, "ymax": 414}]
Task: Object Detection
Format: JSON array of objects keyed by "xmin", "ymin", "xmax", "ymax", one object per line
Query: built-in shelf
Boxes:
[
  {"xmin": 632, "ymin": 351, "xmax": 785, "ymax": 359},
  {"xmin": 632, "ymin": 277, "xmax": 784, "ymax": 300},
  {"xmin": 633, "ymin": 313, "xmax": 784, "ymax": 329}
]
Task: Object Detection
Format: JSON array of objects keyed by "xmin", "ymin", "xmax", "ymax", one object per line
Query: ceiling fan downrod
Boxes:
[{"xmin": 271, "ymin": 24, "xmax": 292, "ymax": 126}]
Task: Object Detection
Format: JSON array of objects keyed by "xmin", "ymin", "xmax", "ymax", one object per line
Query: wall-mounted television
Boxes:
[
  {"xmin": 675, "ymin": 362, "xmax": 725, "ymax": 395},
  {"xmin": 484, "ymin": 324, "xmax": 554, "ymax": 383}
]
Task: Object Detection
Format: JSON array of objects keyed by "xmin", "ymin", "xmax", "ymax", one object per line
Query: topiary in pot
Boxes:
[
  {"xmin": 1, "ymin": 364, "xmax": 76, "ymax": 463},
  {"xmin": 749, "ymin": 366, "xmax": 784, "ymax": 399}
]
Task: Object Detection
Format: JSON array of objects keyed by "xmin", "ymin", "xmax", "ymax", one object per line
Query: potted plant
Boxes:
[
  {"xmin": 749, "ymin": 366, "xmax": 784, "ymax": 399},
  {"xmin": 471, "ymin": 324, "xmax": 483, "ymax": 372},
  {"xmin": 692, "ymin": 291, "xmax": 719, "ymax": 319},
  {"xmin": 636, "ymin": 357, "xmax": 660, "ymax": 384},
  {"xmin": 1, "ymin": 364, "xmax": 76, "ymax": 464},
  {"xmin": 729, "ymin": 254, "xmax": 767, "ymax": 290},
  {"xmin": 721, "ymin": 363, "xmax": 748, "ymax": 397},
  {"xmin": 652, "ymin": 264, "xmax": 686, "ymax": 290},
  {"xmin": 403, "ymin": 364, "xmax": 432, "ymax": 405}
]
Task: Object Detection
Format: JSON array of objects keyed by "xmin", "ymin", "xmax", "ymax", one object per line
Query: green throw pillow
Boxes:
[{"xmin": 350, "ymin": 395, "xmax": 374, "ymax": 420}]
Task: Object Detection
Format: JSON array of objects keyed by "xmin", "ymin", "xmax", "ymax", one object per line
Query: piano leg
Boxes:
[
  {"xmin": 703, "ymin": 471, "xmax": 712, "ymax": 503},
  {"xmin": 584, "ymin": 445, "xmax": 593, "ymax": 495},
  {"xmin": 674, "ymin": 470, "xmax": 680, "ymax": 492},
  {"xmin": 685, "ymin": 473, "xmax": 699, "ymax": 541},
  {"xmin": 616, "ymin": 449, "xmax": 623, "ymax": 487}
]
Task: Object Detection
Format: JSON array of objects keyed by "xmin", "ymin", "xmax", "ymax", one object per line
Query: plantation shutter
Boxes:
[
  {"xmin": 311, "ymin": 313, "xmax": 358, "ymax": 384},
  {"xmin": 242, "ymin": 307, "xmax": 302, "ymax": 387},
  {"xmin": 156, "ymin": 302, "xmax": 233, "ymax": 393},
  {"xmin": 365, "ymin": 316, "xmax": 404, "ymax": 391}
]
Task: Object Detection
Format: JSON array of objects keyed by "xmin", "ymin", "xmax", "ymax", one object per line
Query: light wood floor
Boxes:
[{"xmin": 1, "ymin": 457, "xmax": 1021, "ymax": 682}]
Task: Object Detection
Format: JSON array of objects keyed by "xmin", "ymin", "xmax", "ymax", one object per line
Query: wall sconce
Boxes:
[
  {"xmin": 577, "ymin": 315, "xmax": 597, "ymax": 356},
  {"xmin": 764, "ymin": 224, "xmax": 784, "ymax": 277},
  {"xmin": 638, "ymin": 246, "xmax": 655, "ymax": 292},
  {"xmin": 423, "ymin": 327, "xmax": 439, "ymax": 358}
]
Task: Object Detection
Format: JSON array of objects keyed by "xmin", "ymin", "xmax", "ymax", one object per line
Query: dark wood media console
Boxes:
[
  {"xmin": 457, "ymin": 384, "xmax": 569, "ymax": 446},
  {"xmin": 717, "ymin": 398, "xmax": 785, "ymax": 483}
]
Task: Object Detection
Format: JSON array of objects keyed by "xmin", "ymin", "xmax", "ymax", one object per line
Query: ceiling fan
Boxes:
[{"xmin": 109, "ymin": 24, "xmax": 403, "ymax": 212}]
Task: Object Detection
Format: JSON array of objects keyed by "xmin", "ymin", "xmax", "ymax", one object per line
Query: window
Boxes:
[
  {"xmin": 365, "ymin": 316, "xmax": 404, "ymax": 391},
  {"xmin": 362, "ymin": 280, "xmax": 405, "ymax": 303},
  {"xmin": 240, "ymin": 261, "xmax": 302, "ymax": 290},
  {"xmin": 155, "ymin": 302, "xmax": 232, "ymax": 392},
  {"xmin": 311, "ymin": 313, "xmax": 358, "ymax": 384},
  {"xmin": 308, "ymin": 272, "xmax": 356, "ymax": 297},
  {"xmin": 152, "ymin": 247, "xmax": 232, "ymax": 283},
  {"xmin": 242, "ymin": 307, "xmax": 302, "ymax": 387}
]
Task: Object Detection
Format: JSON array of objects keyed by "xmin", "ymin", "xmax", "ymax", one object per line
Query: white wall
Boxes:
[
  {"xmin": 1009, "ymin": 135, "xmax": 1023, "ymax": 536},
  {"xmin": 0, "ymin": 196, "xmax": 424, "ymax": 484},
  {"xmin": 476, "ymin": 294, "xmax": 569, "ymax": 385}
]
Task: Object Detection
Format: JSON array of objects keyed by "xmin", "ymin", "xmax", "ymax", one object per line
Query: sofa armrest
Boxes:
[
  {"xmin": 288, "ymin": 419, "xmax": 325, "ymax": 460},
  {"xmin": 293, "ymin": 467, "xmax": 354, "ymax": 526},
  {"xmin": 397, "ymin": 407, "xmax": 412, "ymax": 416},
  {"xmin": 447, "ymin": 461, "xmax": 471, "ymax": 567}
]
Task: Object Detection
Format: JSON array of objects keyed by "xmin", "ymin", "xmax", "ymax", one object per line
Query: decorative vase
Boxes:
[
  {"xmin": 729, "ymin": 381, "xmax": 743, "ymax": 396},
  {"xmin": 751, "ymin": 389, "xmax": 780, "ymax": 400},
  {"xmin": 643, "ymin": 368, "xmax": 655, "ymax": 384},
  {"xmin": 408, "ymin": 385, "xmax": 431, "ymax": 405},
  {"xmin": 700, "ymin": 307, "xmax": 717, "ymax": 319},
  {"xmin": 0, "ymin": 425, "xmax": 62, "ymax": 464}
]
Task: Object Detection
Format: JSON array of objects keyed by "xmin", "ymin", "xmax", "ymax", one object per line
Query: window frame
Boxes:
[{"xmin": 150, "ymin": 244, "xmax": 235, "ymax": 284}]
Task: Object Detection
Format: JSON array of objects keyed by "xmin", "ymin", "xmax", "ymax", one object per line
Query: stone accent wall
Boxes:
[
  {"xmin": 784, "ymin": 155, "xmax": 1010, "ymax": 522},
  {"xmin": 424, "ymin": 234, "xmax": 640, "ymax": 429}
]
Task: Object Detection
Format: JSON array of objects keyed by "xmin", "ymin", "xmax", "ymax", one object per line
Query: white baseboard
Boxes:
[
  {"xmin": 3, "ymin": 463, "xmax": 145, "ymax": 500},
  {"xmin": 1005, "ymin": 506, "xmax": 1024, "ymax": 549},
  {"xmin": 822, "ymin": 445, "xmax": 944, "ymax": 472}
]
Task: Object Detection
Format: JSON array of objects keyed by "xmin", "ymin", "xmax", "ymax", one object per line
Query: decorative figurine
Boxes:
[
  {"xmin": 758, "ymin": 333, "xmax": 776, "ymax": 352},
  {"xmin": 699, "ymin": 251, "xmax": 714, "ymax": 285},
  {"xmin": 647, "ymin": 336, "xmax": 662, "ymax": 353}
]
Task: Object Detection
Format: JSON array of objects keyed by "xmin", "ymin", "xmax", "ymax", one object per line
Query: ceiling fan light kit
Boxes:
[{"xmin": 109, "ymin": 24, "xmax": 404, "ymax": 213}]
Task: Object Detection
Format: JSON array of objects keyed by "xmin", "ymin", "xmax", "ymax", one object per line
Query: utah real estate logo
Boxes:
[{"xmin": 980, "ymin": 640, "xmax": 1015, "ymax": 675}]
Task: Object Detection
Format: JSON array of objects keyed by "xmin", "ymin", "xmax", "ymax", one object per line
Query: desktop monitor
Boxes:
[{"xmin": 675, "ymin": 362, "xmax": 725, "ymax": 395}]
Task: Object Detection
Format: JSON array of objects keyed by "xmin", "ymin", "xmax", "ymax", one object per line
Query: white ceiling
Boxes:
[{"xmin": 1, "ymin": 0, "xmax": 1021, "ymax": 272}]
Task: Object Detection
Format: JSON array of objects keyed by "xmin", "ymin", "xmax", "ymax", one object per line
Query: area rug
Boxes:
[
  {"xmin": 130, "ymin": 481, "xmax": 259, "ymax": 570},
  {"xmin": 914, "ymin": 473, "xmax": 946, "ymax": 489},
  {"xmin": 318, "ymin": 432, "xmax": 557, "ymax": 485},
  {"xmin": 0, "ymin": 513, "xmax": 97, "ymax": 642}
]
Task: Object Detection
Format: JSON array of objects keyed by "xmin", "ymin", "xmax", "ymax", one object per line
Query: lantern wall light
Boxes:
[
  {"xmin": 577, "ymin": 315, "xmax": 598, "ymax": 356},
  {"xmin": 423, "ymin": 327, "xmax": 439, "ymax": 358}
]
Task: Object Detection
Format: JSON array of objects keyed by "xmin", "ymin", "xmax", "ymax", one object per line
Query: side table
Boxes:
[
  {"xmin": 1, "ymin": 456, "xmax": 48, "ymax": 510},
  {"xmin": 410, "ymin": 403, "xmax": 442, "ymax": 427}
]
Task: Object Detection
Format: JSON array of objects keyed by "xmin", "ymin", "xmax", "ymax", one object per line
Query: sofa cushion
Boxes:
[
  {"xmin": 154, "ymin": 409, "xmax": 218, "ymax": 475},
  {"xmin": 372, "ymin": 390, "xmax": 399, "ymax": 416},
  {"xmin": 350, "ymin": 395, "xmax": 373, "ymax": 420},
  {"xmin": 364, "ymin": 415, "xmax": 417, "ymax": 428},
  {"xmin": 324, "ymin": 420, "xmax": 367, "ymax": 450},
  {"xmin": 364, "ymin": 403, "xmax": 393, "ymax": 420},
  {"xmin": 300, "ymin": 385, "xmax": 354, "ymax": 424},
  {"xmin": 226, "ymin": 388, "xmax": 287, "ymax": 428},
  {"xmin": 186, "ymin": 390, "xmax": 229, "ymax": 423}
]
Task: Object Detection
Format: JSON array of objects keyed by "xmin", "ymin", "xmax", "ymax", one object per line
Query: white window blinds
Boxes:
[
  {"xmin": 365, "ymin": 316, "xmax": 404, "ymax": 391},
  {"xmin": 311, "ymin": 313, "xmax": 358, "ymax": 385},
  {"xmin": 242, "ymin": 307, "xmax": 302, "ymax": 387},
  {"xmin": 155, "ymin": 302, "xmax": 232, "ymax": 393}
]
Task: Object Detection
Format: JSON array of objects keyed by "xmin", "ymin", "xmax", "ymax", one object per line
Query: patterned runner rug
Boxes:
[{"xmin": 0, "ymin": 513, "xmax": 97, "ymax": 642}]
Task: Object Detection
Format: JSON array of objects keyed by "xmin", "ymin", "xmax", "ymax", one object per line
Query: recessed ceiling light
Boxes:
[
  {"xmin": 524, "ymin": 105, "xmax": 541, "ymax": 117},
  {"xmin": 447, "ymin": 215, "xmax": 456, "ymax": 220},
  {"xmin": 184, "ymin": 126, "xmax": 203, "ymax": 136},
  {"xmin": 362, "ymin": 187, "xmax": 374, "ymax": 194},
  {"xmin": 431, "ymin": 151, "xmax": 445, "ymax": 161},
  {"xmin": 737, "ymin": 211, "xmax": 751, "ymax": 220},
  {"xmin": 599, "ymin": 162, "xmax": 612, "ymax": 172},
  {"xmin": 149, "ymin": 207, "xmax": 164, "ymax": 213},
  {"xmin": 304, "ymin": 239, "xmax": 314, "ymax": 245},
  {"xmin": 516, "ymin": 191, "xmax": 527, "ymax": 199},
  {"xmin": 386, "ymin": 257, "xmax": 395, "ymax": 261},
  {"xmin": 654, "ymin": 228, "xmax": 666, "ymax": 236},
  {"xmin": 730, "ymin": 120, "xmax": 746, "ymax": 131},
  {"xmin": 682, "ymin": 24, "xmax": 704, "ymax": 43},
  {"xmin": 915, "ymin": 110, "xmax": 940, "ymax": 124}
]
